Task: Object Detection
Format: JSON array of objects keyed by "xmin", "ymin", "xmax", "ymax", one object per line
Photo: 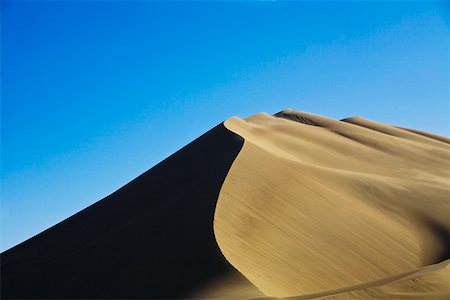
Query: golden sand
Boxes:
[{"xmin": 210, "ymin": 110, "xmax": 450, "ymax": 299}]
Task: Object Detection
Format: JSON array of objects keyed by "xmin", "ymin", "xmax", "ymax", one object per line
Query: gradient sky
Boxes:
[{"xmin": 1, "ymin": 1, "xmax": 449, "ymax": 251}]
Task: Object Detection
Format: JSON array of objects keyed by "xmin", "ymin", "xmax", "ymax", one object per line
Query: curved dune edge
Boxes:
[{"xmin": 216, "ymin": 110, "xmax": 450, "ymax": 298}]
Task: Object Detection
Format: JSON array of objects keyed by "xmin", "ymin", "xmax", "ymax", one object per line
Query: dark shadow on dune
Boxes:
[
  {"xmin": 274, "ymin": 111, "xmax": 318, "ymax": 126},
  {"xmin": 1, "ymin": 123, "xmax": 244, "ymax": 299},
  {"xmin": 422, "ymin": 217, "xmax": 450, "ymax": 265}
]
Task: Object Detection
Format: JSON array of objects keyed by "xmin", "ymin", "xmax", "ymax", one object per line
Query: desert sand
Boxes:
[
  {"xmin": 1, "ymin": 110, "xmax": 449, "ymax": 299},
  {"xmin": 212, "ymin": 110, "xmax": 450, "ymax": 299}
]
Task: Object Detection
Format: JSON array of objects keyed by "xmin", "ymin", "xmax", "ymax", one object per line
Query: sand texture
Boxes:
[
  {"xmin": 1, "ymin": 110, "xmax": 449, "ymax": 299},
  {"xmin": 215, "ymin": 110, "xmax": 450, "ymax": 298}
]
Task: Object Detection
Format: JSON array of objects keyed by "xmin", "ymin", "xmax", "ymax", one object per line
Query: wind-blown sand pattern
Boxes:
[
  {"xmin": 1, "ymin": 110, "xmax": 449, "ymax": 299},
  {"xmin": 214, "ymin": 110, "xmax": 450, "ymax": 298}
]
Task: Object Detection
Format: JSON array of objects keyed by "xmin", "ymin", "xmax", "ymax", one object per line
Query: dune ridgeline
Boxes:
[{"xmin": 1, "ymin": 110, "xmax": 449, "ymax": 299}]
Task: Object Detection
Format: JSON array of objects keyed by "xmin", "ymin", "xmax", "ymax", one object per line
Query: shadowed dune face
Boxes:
[
  {"xmin": 217, "ymin": 110, "xmax": 450, "ymax": 297},
  {"xmin": 1, "ymin": 123, "xmax": 246, "ymax": 299}
]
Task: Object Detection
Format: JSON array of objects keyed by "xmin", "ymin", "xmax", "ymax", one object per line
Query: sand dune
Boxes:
[
  {"xmin": 2, "ymin": 110, "xmax": 449, "ymax": 299},
  {"xmin": 214, "ymin": 110, "xmax": 450, "ymax": 298}
]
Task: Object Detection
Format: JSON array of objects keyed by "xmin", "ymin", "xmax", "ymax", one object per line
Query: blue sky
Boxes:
[{"xmin": 1, "ymin": 1, "xmax": 449, "ymax": 251}]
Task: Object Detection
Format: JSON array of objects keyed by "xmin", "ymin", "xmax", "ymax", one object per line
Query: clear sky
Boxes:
[{"xmin": 1, "ymin": 1, "xmax": 449, "ymax": 251}]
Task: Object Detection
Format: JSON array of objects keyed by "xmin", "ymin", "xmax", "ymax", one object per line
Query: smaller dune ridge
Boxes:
[
  {"xmin": 274, "ymin": 109, "xmax": 319, "ymax": 126},
  {"xmin": 215, "ymin": 110, "xmax": 450, "ymax": 298}
]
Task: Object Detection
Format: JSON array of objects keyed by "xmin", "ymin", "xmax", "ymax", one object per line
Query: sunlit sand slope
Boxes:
[{"xmin": 217, "ymin": 110, "xmax": 450, "ymax": 298}]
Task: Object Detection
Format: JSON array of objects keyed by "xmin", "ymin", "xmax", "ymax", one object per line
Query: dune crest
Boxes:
[{"xmin": 216, "ymin": 110, "xmax": 450, "ymax": 297}]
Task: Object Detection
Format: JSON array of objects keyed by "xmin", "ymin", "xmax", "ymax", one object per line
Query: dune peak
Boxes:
[{"xmin": 341, "ymin": 116, "xmax": 365, "ymax": 121}]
